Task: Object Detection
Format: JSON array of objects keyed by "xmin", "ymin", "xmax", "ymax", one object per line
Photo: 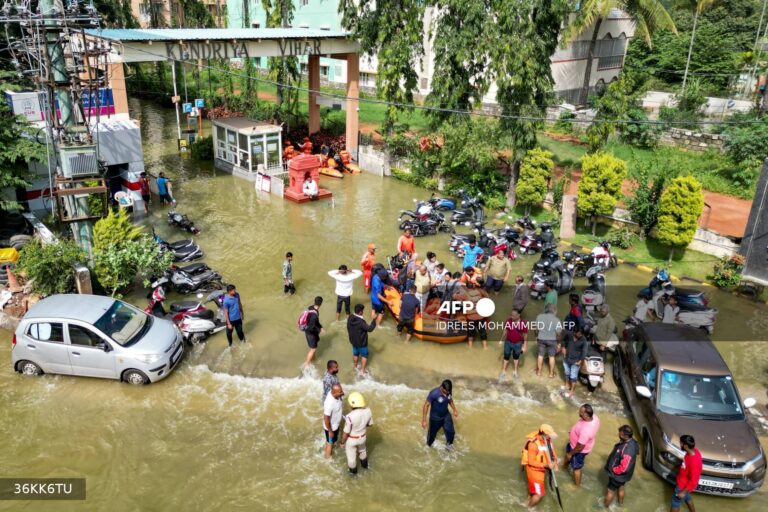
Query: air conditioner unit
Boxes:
[{"xmin": 59, "ymin": 145, "xmax": 99, "ymax": 178}]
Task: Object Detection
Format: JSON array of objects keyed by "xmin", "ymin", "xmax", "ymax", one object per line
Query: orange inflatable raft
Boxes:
[
  {"xmin": 319, "ymin": 167, "xmax": 344, "ymax": 178},
  {"xmin": 382, "ymin": 286, "xmax": 490, "ymax": 344}
]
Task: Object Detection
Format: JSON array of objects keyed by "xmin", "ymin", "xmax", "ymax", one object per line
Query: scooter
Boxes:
[
  {"xmin": 155, "ymin": 265, "xmax": 224, "ymax": 294},
  {"xmin": 532, "ymin": 245, "xmax": 560, "ymax": 271},
  {"xmin": 177, "ymin": 290, "xmax": 227, "ymax": 344},
  {"xmin": 448, "ymin": 222, "xmax": 487, "ymax": 252},
  {"xmin": 484, "ymin": 231, "xmax": 519, "ymax": 261},
  {"xmin": 589, "ymin": 241, "xmax": 619, "ymax": 269},
  {"xmin": 451, "ymin": 193, "xmax": 484, "ymax": 226},
  {"xmin": 580, "ymin": 265, "xmax": 606, "ymax": 324},
  {"xmin": 638, "ymin": 268, "xmax": 709, "ymax": 310},
  {"xmin": 167, "ymin": 210, "xmax": 201, "ymax": 235},
  {"xmin": 578, "ymin": 344, "xmax": 605, "ymax": 392},
  {"xmin": 518, "ymin": 222, "xmax": 556, "ymax": 255},
  {"xmin": 651, "ymin": 290, "xmax": 717, "ymax": 334},
  {"xmin": 153, "ymin": 230, "xmax": 203, "ymax": 262},
  {"xmin": 145, "ymin": 281, "xmax": 210, "ymax": 322},
  {"xmin": 530, "ymin": 259, "xmax": 573, "ymax": 298},
  {"xmin": 420, "ymin": 193, "xmax": 456, "ymax": 212}
]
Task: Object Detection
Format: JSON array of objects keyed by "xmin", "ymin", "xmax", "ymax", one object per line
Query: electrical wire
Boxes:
[{"xmin": 114, "ymin": 41, "xmax": 768, "ymax": 127}]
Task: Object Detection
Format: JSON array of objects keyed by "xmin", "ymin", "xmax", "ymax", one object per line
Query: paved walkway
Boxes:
[
  {"xmin": 559, "ymin": 168, "xmax": 751, "ymax": 238},
  {"xmin": 560, "ymin": 195, "xmax": 577, "ymax": 238}
]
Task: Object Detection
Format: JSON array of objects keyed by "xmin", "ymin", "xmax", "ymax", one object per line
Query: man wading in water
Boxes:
[
  {"xmin": 340, "ymin": 392, "xmax": 373, "ymax": 475},
  {"xmin": 422, "ymin": 379, "xmax": 459, "ymax": 450}
]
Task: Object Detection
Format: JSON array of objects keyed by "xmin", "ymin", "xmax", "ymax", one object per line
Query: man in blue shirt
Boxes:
[
  {"xmin": 421, "ymin": 379, "xmax": 459, "ymax": 448},
  {"xmin": 156, "ymin": 172, "xmax": 174, "ymax": 205},
  {"xmin": 462, "ymin": 235, "xmax": 485, "ymax": 269},
  {"xmin": 222, "ymin": 284, "xmax": 245, "ymax": 347},
  {"xmin": 370, "ymin": 271, "xmax": 387, "ymax": 326},
  {"xmin": 397, "ymin": 285, "xmax": 421, "ymax": 342}
]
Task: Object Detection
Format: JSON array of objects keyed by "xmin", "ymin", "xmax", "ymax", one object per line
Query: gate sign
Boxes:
[
  {"xmin": 182, "ymin": 103, "xmax": 193, "ymax": 114},
  {"xmin": 195, "ymin": 98, "xmax": 205, "ymax": 108}
]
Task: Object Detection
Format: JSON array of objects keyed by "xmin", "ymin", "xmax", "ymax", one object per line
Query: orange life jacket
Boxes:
[{"xmin": 521, "ymin": 434, "xmax": 555, "ymax": 470}]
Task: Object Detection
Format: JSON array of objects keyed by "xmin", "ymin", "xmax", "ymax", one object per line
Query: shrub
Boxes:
[
  {"xmin": 620, "ymin": 108, "xmax": 660, "ymax": 149},
  {"xmin": 656, "ymin": 176, "xmax": 704, "ymax": 260},
  {"xmin": 707, "ymin": 254, "xmax": 745, "ymax": 288},
  {"xmin": 577, "ymin": 152, "xmax": 628, "ymax": 235},
  {"xmin": 16, "ymin": 239, "xmax": 86, "ymax": 296},
  {"xmin": 553, "ymin": 111, "xmax": 575, "ymax": 134},
  {"xmin": 190, "ymin": 136, "xmax": 213, "ymax": 161},
  {"xmin": 516, "ymin": 148, "xmax": 554, "ymax": 214},
  {"xmin": 551, "ymin": 171, "xmax": 571, "ymax": 213},
  {"xmin": 605, "ymin": 227, "xmax": 639, "ymax": 250}
]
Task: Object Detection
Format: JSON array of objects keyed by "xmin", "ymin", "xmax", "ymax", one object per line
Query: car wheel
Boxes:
[
  {"xmin": 18, "ymin": 360, "xmax": 43, "ymax": 376},
  {"xmin": 643, "ymin": 435, "xmax": 654, "ymax": 471},
  {"xmin": 612, "ymin": 351, "xmax": 621, "ymax": 384},
  {"xmin": 123, "ymin": 369, "xmax": 149, "ymax": 385}
]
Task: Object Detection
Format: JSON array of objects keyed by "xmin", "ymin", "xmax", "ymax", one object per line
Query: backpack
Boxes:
[{"xmin": 298, "ymin": 308, "xmax": 317, "ymax": 331}]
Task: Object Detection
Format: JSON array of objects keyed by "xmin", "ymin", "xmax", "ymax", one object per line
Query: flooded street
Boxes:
[{"xmin": 1, "ymin": 99, "xmax": 766, "ymax": 511}]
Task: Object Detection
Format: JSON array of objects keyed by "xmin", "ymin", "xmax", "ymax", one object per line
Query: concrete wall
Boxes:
[{"xmin": 659, "ymin": 128, "xmax": 727, "ymax": 153}]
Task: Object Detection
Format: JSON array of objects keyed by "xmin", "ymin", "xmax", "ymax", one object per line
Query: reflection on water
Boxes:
[{"xmin": 0, "ymin": 99, "xmax": 766, "ymax": 511}]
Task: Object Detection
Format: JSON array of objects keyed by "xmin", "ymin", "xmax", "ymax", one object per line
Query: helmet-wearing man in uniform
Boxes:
[
  {"xmin": 340, "ymin": 392, "xmax": 373, "ymax": 475},
  {"xmin": 522, "ymin": 423, "xmax": 559, "ymax": 508}
]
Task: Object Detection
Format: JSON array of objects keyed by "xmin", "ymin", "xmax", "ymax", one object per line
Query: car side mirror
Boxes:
[
  {"xmin": 97, "ymin": 342, "xmax": 110, "ymax": 352},
  {"xmin": 636, "ymin": 385, "xmax": 652, "ymax": 399},
  {"xmin": 743, "ymin": 397, "xmax": 757, "ymax": 409}
]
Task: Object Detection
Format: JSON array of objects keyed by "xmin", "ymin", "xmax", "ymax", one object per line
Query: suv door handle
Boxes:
[
  {"xmin": 26, "ymin": 345, "xmax": 36, "ymax": 350},
  {"xmin": 71, "ymin": 352, "xmax": 81, "ymax": 356}
]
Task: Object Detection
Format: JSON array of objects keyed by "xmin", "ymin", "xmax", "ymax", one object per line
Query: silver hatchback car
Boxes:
[{"xmin": 12, "ymin": 294, "xmax": 184, "ymax": 385}]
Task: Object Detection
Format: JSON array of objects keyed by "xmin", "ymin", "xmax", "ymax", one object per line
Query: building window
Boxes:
[
  {"xmin": 300, "ymin": 0, "xmax": 309, "ymax": 5},
  {"xmin": 334, "ymin": 65, "xmax": 342, "ymax": 77},
  {"xmin": 360, "ymin": 72, "xmax": 371, "ymax": 85},
  {"xmin": 300, "ymin": 63, "xmax": 308, "ymax": 74},
  {"xmin": 320, "ymin": 66, "xmax": 329, "ymax": 78},
  {"xmin": 251, "ymin": 22, "xmax": 260, "ymax": 28},
  {"xmin": 420, "ymin": 77, "xmax": 428, "ymax": 90},
  {"xmin": 596, "ymin": 34, "xmax": 627, "ymax": 70}
]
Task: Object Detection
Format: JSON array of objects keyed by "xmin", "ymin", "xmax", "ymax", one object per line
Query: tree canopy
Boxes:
[
  {"xmin": 577, "ymin": 151, "xmax": 628, "ymax": 233},
  {"xmin": 656, "ymin": 175, "xmax": 704, "ymax": 257}
]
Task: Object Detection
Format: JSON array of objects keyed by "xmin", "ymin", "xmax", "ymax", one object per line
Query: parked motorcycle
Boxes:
[
  {"xmin": 450, "ymin": 192, "xmax": 484, "ymax": 226},
  {"xmin": 580, "ymin": 265, "xmax": 606, "ymax": 323},
  {"xmin": 177, "ymin": 291, "xmax": 227, "ymax": 344},
  {"xmin": 651, "ymin": 290, "xmax": 717, "ymax": 334},
  {"xmin": 153, "ymin": 230, "xmax": 203, "ymax": 262},
  {"xmin": 531, "ymin": 245, "xmax": 560, "ymax": 271},
  {"xmin": 154, "ymin": 265, "xmax": 224, "ymax": 294},
  {"xmin": 638, "ymin": 268, "xmax": 709, "ymax": 310},
  {"xmin": 411, "ymin": 193, "xmax": 456, "ymax": 214},
  {"xmin": 518, "ymin": 220, "xmax": 556, "ymax": 255},
  {"xmin": 578, "ymin": 344, "xmax": 605, "ymax": 392},
  {"xmin": 398, "ymin": 210, "xmax": 453, "ymax": 236},
  {"xmin": 530, "ymin": 259, "xmax": 573, "ymax": 298},
  {"xmin": 448, "ymin": 222, "xmax": 487, "ymax": 253},
  {"xmin": 167, "ymin": 210, "xmax": 201, "ymax": 235}
]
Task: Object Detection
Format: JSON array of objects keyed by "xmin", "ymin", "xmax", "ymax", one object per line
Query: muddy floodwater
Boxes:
[{"xmin": 1, "ymin": 99, "xmax": 767, "ymax": 511}]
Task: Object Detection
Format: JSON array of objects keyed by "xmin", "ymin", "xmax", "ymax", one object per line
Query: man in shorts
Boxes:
[
  {"xmin": 347, "ymin": 304, "xmax": 376, "ymax": 375},
  {"xmin": 322, "ymin": 383, "xmax": 344, "ymax": 458},
  {"xmin": 604, "ymin": 425, "xmax": 639, "ymax": 508},
  {"xmin": 398, "ymin": 285, "xmax": 420, "ymax": 342},
  {"xmin": 499, "ymin": 308, "xmax": 528, "ymax": 381},
  {"xmin": 565, "ymin": 404, "xmax": 601, "ymax": 487},
  {"xmin": 302, "ymin": 296, "xmax": 325, "ymax": 370},
  {"xmin": 534, "ymin": 303, "xmax": 562, "ymax": 378},
  {"xmin": 561, "ymin": 326, "xmax": 589, "ymax": 398}
]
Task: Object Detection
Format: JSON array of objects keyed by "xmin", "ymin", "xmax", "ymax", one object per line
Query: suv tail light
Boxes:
[{"xmin": 11, "ymin": 334, "xmax": 16, "ymax": 348}]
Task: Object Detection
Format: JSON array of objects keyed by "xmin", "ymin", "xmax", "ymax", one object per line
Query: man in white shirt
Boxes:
[
  {"xmin": 323, "ymin": 383, "xmax": 345, "ymax": 458},
  {"xmin": 340, "ymin": 392, "xmax": 373, "ymax": 474},
  {"xmin": 633, "ymin": 294, "xmax": 653, "ymax": 321},
  {"xmin": 303, "ymin": 175, "xmax": 319, "ymax": 199},
  {"xmin": 328, "ymin": 265, "xmax": 363, "ymax": 320},
  {"xmin": 662, "ymin": 295, "xmax": 679, "ymax": 324}
]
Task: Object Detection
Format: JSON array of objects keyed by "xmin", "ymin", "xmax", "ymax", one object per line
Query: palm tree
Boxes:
[
  {"xmin": 567, "ymin": 0, "xmax": 677, "ymax": 107},
  {"xmin": 679, "ymin": 0, "xmax": 720, "ymax": 92}
]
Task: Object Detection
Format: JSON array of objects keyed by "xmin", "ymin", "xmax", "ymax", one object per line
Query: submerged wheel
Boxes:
[
  {"xmin": 642, "ymin": 435, "xmax": 654, "ymax": 470},
  {"xmin": 612, "ymin": 351, "xmax": 621, "ymax": 385},
  {"xmin": 17, "ymin": 360, "xmax": 43, "ymax": 376},
  {"xmin": 123, "ymin": 369, "xmax": 149, "ymax": 385}
]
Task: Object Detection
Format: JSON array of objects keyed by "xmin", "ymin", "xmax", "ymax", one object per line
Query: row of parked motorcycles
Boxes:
[
  {"xmin": 397, "ymin": 190, "xmax": 484, "ymax": 237},
  {"xmin": 146, "ymin": 211, "xmax": 228, "ymax": 345}
]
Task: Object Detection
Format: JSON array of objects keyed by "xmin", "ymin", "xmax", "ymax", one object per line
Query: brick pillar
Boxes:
[
  {"xmin": 308, "ymin": 55, "xmax": 320, "ymax": 135},
  {"xmin": 109, "ymin": 63, "xmax": 129, "ymax": 116},
  {"xmin": 346, "ymin": 53, "xmax": 359, "ymax": 157}
]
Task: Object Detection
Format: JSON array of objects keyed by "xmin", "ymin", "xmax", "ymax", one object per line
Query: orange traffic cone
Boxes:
[{"xmin": 6, "ymin": 266, "xmax": 22, "ymax": 293}]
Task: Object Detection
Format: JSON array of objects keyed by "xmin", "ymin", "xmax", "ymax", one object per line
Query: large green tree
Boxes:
[
  {"xmin": 566, "ymin": 0, "xmax": 676, "ymax": 106},
  {"xmin": 0, "ymin": 100, "xmax": 47, "ymax": 209},
  {"xmin": 264, "ymin": 1, "xmax": 301, "ymax": 123},
  {"xmin": 624, "ymin": 0, "xmax": 762, "ymax": 93},
  {"xmin": 677, "ymin": 0, "xmax": 720, "ymax": 91},
  {"xmin": 339, "ymin": 0, "xmax": 426, "ymax": 135},
  {"xmin": 492, "ymin": 0, "xmax": 570, "ymax": 207}
]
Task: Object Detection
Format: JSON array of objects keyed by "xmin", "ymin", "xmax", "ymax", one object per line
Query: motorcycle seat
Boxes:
[
  {"xmin": 171, "ymin": 301, "xmax": 201, "ymax": 312},
  {"xmin": 186, "ymin": 309, "xmax": 214, "ymax": 320},
  {"xmin": 168, "ymin": 240, "xmax": 194, "ymax": 250},
  {"xmin": 178, "ymin": 263, "xmax": 208, "ymax": 274}
]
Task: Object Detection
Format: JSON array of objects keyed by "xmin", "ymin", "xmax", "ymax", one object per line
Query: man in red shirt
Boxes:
[
  {"xmin": 498, "ymin": 308, "xmax": 527, "ymax": 381},
  {"xmin": 670, "ymin": 434, "xmax": 703, "ymax": 512},
  {"xmin": 397, "ymin": 229, "xmax": 416, "ymax": 257}
]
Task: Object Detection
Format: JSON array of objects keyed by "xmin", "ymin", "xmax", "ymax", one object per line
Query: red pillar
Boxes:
[
  {"xmin": 346, "ymin": 53, "xmax": 359, "ymax": 157},
  {"xmin": 308, "ymin": 55, "xmax": 320, "ymax": 135}
]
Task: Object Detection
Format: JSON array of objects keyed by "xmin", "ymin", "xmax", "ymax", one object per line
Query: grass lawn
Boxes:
[
  {"xmin": 536, "ymin": 132, "xmax": 751, "ymax": 199},
  {"xmin": 565, "ymin": 222, "xmax": 719, "ymax": 283}
]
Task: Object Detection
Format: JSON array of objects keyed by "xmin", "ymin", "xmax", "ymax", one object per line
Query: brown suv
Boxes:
[{"xmin": 616, "ymin": 322, "xmax": 765, "ymax": 496}]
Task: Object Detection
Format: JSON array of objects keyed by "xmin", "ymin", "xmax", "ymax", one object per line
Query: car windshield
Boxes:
[
  {"xmin": 94, "ymin": 300, "xmax": 151, "ymax": 347},
  {"xmin": 658, "ymin": 370, "xmax": 744, "ymax": 420}
]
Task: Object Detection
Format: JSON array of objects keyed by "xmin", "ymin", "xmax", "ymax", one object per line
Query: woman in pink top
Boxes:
[{"xmin": 565, "ymin": 403, "xmax": 601, "ymax": 486}]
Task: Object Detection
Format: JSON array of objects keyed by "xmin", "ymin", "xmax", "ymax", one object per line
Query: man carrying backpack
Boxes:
[{"xmin": 300, "ymin": 296, "xmax": 325, "ymax": 370}]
